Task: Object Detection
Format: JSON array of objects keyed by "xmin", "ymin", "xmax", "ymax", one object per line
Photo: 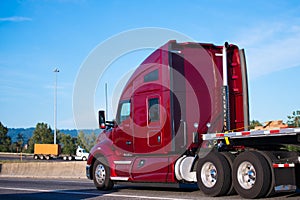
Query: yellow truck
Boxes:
[{"xmin": 34, "ymin": 144, "xmax": 89, "ymax": 161}]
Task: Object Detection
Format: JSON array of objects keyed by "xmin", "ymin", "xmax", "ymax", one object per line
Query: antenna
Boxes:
[{"xmin": 105, "ymin": 83, "xmax": 108, "ymax": 120}]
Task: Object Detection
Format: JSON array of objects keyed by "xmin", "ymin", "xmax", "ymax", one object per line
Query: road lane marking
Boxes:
[
  {"xmin": 0, "ymin": 187, "xmax": 192, "ymax": 200},
  {"xmin": 0, "ymin": 187, "xmax": 49, "ymax": 193},
  {"xmin": 0, "ymin": 178, "xmax": 93, "ymax": 184}
]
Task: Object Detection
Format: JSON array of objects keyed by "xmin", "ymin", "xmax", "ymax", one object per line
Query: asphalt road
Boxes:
[{"xmin": 0, "ymin": 177, "xmax": 299, "ymax": 200}]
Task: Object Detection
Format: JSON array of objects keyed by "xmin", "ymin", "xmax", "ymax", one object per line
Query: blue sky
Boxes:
[{"xmin": 1, "ymin": 0, "xmax": 300, "ymax": 129}]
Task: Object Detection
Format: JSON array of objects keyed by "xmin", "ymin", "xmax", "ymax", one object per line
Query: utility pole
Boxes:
[{"xmin": 53, "ymin": 68, "xmax": 59, "ymax": 144}]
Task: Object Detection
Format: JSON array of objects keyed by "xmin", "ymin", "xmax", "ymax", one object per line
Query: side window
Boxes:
[
  {"xmin": 144, "ymin": 69, "xmax": 159, "ymax": 82},
  {"xmin": 148, "ymin": 98, "xmax": 159, "ymax": 122},
  {"xmin": 118, "ymin": 101, "xmax": 131, "ymax": 124}
]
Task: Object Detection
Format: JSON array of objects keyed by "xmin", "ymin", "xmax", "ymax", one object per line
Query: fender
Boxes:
[{"xmin": 87, "ymin": 133, "xmax": 118, "ymax": 178}]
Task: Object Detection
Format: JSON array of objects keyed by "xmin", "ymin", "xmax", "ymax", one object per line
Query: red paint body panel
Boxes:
[
  {"xmin": 227, "ymin": 45, "xmax": 245, "ymax": 131},
  {"xmin": 87, "ymin": 40, "xmax": 246, "ymax": 183},
  {"xmin": 131, "ymin": 157, "xmax": 169, "ymax": 182}
]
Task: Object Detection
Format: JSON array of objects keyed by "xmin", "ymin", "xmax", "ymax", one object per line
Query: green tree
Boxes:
[
  {"xmin": 287, "ymin": 110, "xmax": 300, "ymax": 127},
  {"xmin": 10, "ymin": 142, "xmax": 23, "ymax": 153},
  {"xmin": 76, "ymin": 131, "xmax": 98, "ymax": 152},
  {"xmin": 249, "ymin": 120, "xmax": 262, "ymax": 129},
  {"xmin": 86, "ymin": 132, "xmax": 97, "ymax": 151},
  {"xmin": 77, "ymin": 131, "xmax": 87, "ymax": 150},
  {"xmin": 10, "ymin": 133, "xmax": 24, "ymax": 153},
  {"xmin": 16, "ymin": 133, "xmax": 24, "ymax": 152},
  {"xmin": 57, "ymin": 132, "xmax": 76, "ymax": 155},
  {"xmin": 0, "ymin": 122, "xmax": 11, "ymax": 152},
  {"xmin": 25, "ymin": 138, "xmax": 33, "ymax": 153},
  {"xmin": 26, "ymin": 122, "xmax": 54, "ymax": 153}
]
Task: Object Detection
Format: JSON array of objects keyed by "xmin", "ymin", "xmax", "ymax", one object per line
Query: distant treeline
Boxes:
[
  {"xmin": 8, "ymin": 128, "xmax": 101, "ymax": 144},
  {"xmin": 0, "ymin": 121, "xmax": 103, "ymax": 153}
]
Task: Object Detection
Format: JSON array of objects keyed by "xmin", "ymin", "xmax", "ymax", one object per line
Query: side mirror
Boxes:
[{"xmin": 98, "ymin": 110, "xmax": 106, "ymax": 129}]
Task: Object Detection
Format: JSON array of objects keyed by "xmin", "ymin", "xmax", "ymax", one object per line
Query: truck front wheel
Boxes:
[
  {"xmin": 93, "ymin": 158, "xmax": 114, "ymax": 190},
  {"xmin": 196, "ymin": 152, "xmax": 231, "ymax": 196},
  {"xmin": 232, "ymin": 151, "xmax": 271, "ymax": 199}
]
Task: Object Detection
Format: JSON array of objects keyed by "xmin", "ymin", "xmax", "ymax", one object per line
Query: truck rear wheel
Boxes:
[
  {"xmin": 258, "ymin": 151, "xmax": 276, "ymax": 197},
  {"xmin": 233, "ymin": 151, "xmax": 271, "ymax": 199},
  {"xmin": 93, "ymin": 158, "xmax": 114, "ymax": 190},
  {"xmin": 196, "ymin": 152, "xmax": 231, "ymax": 196},
  {"xmin": 220, "ymin": 152, "xmax": 236, "ymax": 195}
]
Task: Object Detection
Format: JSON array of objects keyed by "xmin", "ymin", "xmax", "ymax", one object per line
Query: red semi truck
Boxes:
[{"xmin": 86, "ymin": 40, "xmax": 300, "ymax": 199}]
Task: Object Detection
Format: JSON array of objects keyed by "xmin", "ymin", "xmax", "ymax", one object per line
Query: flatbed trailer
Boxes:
[{"xmin": 204, "ymin": 127, "xmax": 300, "ymax": 140}]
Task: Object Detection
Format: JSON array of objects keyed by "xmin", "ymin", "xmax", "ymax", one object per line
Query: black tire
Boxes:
[
  {"xmin": 93, "ymin": 157, "xmax": 114, "ymax": 190},
  {"xmin": 233, "ymin": 151, "xmax": 271, "ymax": 199},
  {"xmin": 196, "ymin": 152, "xmax": 231, "ymax": 197},
  {"xmin": 296, "ymin": 163, "xmax": 300, "ymax": 189},
  {"xmin": 258, "ymin": 151, "xmax": 276, "ymax": 197},
  {"xmin": 220, "ymin": 152, "xmax": 236, "ymax": 195}
]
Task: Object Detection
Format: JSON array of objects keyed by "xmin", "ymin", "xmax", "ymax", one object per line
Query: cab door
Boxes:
[
  {"xmin": 112, "ymin": 100, "xmax": 134, "ymax": 178},
  {"xmin": 113, "ymin": 100, "xmax": 134, "ymax": 153},
  {"xmin": 133, "ymin": 93, "xmax": 164, "ymax": 154},
  {"xmin": 131, "ymin": 92, "xmax": 169, "ymax": 182}
]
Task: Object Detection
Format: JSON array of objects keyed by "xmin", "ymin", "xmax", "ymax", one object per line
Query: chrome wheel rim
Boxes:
[
  {"xmin": 237, "ymin": 161, "xmax": 256, "ymax": 189},
  {"xmin": 201, "ymin": 162, "xmax": 217, "ymax": 188},
  {"xmin": 95, "ymin": 163, "xmax": 106, "ymax": 186}
]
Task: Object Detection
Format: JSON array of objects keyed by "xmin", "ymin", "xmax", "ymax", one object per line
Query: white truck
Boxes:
[{"xmin": 34, "ymin": 144, "xmax": 89, "ymax": 161}]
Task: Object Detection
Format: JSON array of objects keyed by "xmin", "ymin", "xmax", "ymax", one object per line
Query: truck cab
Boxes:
[
  {"xmin": 86, "ymin": 40, "xmax": 300, "ymax": 198},
  {"xmin": 87, "ymin": 40, "xmax": 247, "ymax": 185},
  {"xmin": 75, "ymin": 146, "xmax": 89, "ymax": 161}
]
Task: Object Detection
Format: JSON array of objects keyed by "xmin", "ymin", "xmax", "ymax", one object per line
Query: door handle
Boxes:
[{"xmin": 126, "ymin": 141, "xmax": 132, "ymax": 145}]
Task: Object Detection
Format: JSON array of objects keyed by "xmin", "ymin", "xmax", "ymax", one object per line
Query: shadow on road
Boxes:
[
  {"xmin": 0, "ymin": 188, "xmax": 120, "ymax": 200},
  {"xmin": 0, "ymin": 184, "xmax": 299, "ymax": 200}
]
